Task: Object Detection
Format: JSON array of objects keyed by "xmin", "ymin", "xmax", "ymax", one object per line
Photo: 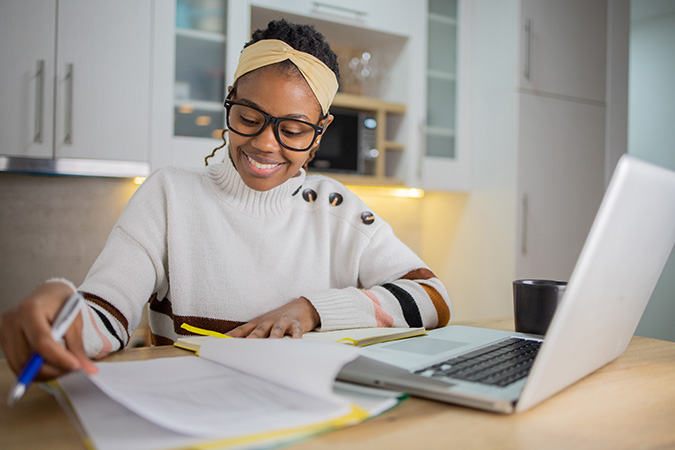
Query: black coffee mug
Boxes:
[{"xmin": 513, "ymin": 279, "xmax": 567, "ymax": 335}]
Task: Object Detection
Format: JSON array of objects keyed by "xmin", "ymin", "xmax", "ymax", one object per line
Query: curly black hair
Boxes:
[{"xmin": 206, "ymin": 19, "xmax": 339, "ymax": 167}]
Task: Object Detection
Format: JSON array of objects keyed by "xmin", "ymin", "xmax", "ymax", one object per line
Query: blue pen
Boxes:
[{"xmin": 7, "ymin": 291, "xmax": 83, "ymax": 407}]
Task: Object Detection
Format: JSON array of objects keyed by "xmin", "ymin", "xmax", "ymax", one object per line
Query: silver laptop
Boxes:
[{"xmin": 338, "ymin": 155, "xmax": 675, "ymax": 413}]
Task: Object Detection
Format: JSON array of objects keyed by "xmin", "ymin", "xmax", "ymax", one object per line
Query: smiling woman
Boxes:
[
  {"xmin": 224, "ymin": 66, "xmax": 330, "ymax": 192},
  {"xmin": 0, "ymin": 19, "xmax": 451, "ymax": 382}
]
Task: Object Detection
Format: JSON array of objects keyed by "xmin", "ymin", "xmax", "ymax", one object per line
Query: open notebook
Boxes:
[
  {"xmin": 50, "ymin": 338, "xmax": 402, "ymax": 450},
  {"xmin": 175, "ymin": 325, "xmax": 427, "ymax": 352}
]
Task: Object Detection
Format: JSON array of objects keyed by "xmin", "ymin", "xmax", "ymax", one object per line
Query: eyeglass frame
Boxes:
[{"xmin": 224, "ymin": 99, "xmax": 327, "ymax": 152}]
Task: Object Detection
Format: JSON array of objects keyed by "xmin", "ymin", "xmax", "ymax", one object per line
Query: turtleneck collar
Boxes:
[{"xmin": 204, "ymin": 158, "xmax": 306, "ymax": 218}]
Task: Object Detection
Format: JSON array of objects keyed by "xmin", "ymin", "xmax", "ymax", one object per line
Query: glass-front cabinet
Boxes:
[
  {"xmin": 174, "ymin": 0, "xmax": 227, "ymax": 139},
  {"xmin": 426, "ymin": 0, "xmax": 457, "ymax": 159},
  {"xmin": 419, "ymin": 0, "xmax": 470, "ymax": 191},
  {"xmin": 151, "ymin": 0, "xmax": 234, "ymax": 169}
]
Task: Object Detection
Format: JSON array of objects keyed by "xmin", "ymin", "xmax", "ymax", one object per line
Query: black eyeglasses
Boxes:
[{"xmin": 224, "ymin": 100, "xmax": 326, "ymax": 152}]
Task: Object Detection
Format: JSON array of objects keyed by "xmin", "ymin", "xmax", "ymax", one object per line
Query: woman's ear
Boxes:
[
  {"xmin": 304, "ymin": 114, "xmax": 333, "ymax": 170},
  {"xmin": 316, "ymin": 114, "xmax": 334, "ymax": 145}
]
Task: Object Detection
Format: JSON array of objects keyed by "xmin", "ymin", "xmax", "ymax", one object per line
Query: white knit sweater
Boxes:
[{"xmin": 78, "ymin": 161, "xmax": 451, "ymax": 358}]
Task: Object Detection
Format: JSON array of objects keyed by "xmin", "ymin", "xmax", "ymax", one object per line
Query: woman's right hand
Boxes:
[{"xmin": 0, "ymin": 281, "xmax": 98, "ymax": 380}]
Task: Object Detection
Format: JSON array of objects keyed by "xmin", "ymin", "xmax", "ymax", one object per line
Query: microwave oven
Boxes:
[{"xmin": 308, "ymin": 108, "xmax": 378, "ymax": 175}]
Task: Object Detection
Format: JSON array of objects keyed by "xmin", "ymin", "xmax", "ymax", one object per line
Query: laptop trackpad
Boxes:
[{"xmin": 381, "ymin": 338, "xmax": 469, "ymax": 355}]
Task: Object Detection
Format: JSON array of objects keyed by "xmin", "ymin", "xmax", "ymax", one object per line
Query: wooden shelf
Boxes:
[
  {"xmin": 331, "ymin": 93, "xmax": 406, "ymax": 114},
  {"xmin": 315, "ymin": 93, "xmax": 407, "ymax": 185},
  {"xmin": 384, "ymin": 141, "xmax": 405, "ymax": 151}
]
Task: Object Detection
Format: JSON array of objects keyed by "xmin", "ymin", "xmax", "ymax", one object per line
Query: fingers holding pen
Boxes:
[
  {"xmin": 2, "ymin": 299, "xmax": 67, "ymax": 378},
  {"xmin": 0, "ymin": 281, "xmax": 93, "ymax": 380}
]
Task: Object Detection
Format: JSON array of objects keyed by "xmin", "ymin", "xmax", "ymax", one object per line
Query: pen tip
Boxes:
[{"xmin": 7, "ymin": 383, "xmax": 26, "ymax": 407}]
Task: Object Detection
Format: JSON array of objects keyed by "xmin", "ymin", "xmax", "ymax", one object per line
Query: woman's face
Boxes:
[{"xmin": 227, "ymin": 66, "xmax": 332, "ymax": 192}]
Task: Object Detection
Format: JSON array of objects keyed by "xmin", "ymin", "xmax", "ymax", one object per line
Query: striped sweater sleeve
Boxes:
[
  {"xmin": 306, "ymin": 219, "xmax": 451, "ymax": 331},
  {"xmin": 375, "ymin": 268, "xmax": 450, "ymax": 328},
  {"xmin": 79, "ymin": 293, "xmax": 130, "ymax": 359}
]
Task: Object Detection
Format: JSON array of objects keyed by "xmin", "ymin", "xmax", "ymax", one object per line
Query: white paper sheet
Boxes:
[
  {"xmin": 56, "ymin": 371, "xmax": 401, "ymax": 450},
  {"xmin": 197, "ymin": 337, "xmax": 360, "ymax": 402},
  {"xmin": 80, "ymin": 339, "xmax": 360, "ymax": 440},
  {"xmin": 55, "ymin": 373, "xmax": 203, "ymax": 450}
]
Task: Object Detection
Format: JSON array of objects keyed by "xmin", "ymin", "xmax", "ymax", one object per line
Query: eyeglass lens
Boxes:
[{"xmin": 227, "ymin": 103, "xmax": 318, "ymax": 151}]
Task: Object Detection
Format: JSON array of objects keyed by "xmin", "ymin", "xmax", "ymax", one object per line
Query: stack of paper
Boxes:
[{"xmin": 51, "ymin": 338, "xmax": 402, "ymax": 450}]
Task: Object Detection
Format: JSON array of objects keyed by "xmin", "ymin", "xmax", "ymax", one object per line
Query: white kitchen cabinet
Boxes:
[
  {"xmin": 442, "ymin": 0, "xmax": 609, "ymax": 319},
  {"xmin": 416, "ymin": 0, "xmax": 471, "ymax": 191},
  {"xmin": 249, "ymin": 0, "xmax": 412, "ymax": 37},
  {"xmin": 515, "ymin": 0, "xmax": 607, "ymax": 279},
  {"xmin": 0, "ymin": 0, "xmax": 152, "ymax": 168},
  {"xmin": 55, "ymin": 0, "xmax": 153, "ymax": 162},
  {"xmin": 417, "ymin": 0, "xmax": 607, "ymax": 192},
  {"xmin": 516, "ymin": 93, "xmax": 606, "ymax": 279},
  {"xmin": 0, "ymin": 0, "xmax": 57, "ymax": 159},
  {"xmin": 519, "ymin": 0, "xmax": 607, "ymax": 102},
  {"xmin": 469, "ymin": 0, "xmax": 608, "ymax": 281},
  {"xmin": 172, "ymin": 0, "xmax": 228, "ymax": 141},
  {"xmin": 151, "ymin": 0, "xmax": 234, "ymax": 170}
]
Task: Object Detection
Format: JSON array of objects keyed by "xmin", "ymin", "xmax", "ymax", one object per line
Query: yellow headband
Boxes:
[{"xmin": 233, "ymin": 39, "xmax": 338, "ymax": 116}]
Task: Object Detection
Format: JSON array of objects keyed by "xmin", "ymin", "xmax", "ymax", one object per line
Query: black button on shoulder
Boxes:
[
  {"xmin": 329, "ymin": 192, "xmax": 343, "ymax": 206},
  {"xmin": 361, "ymin": 211, "xmax": 375, "ymax": 225},
  {"xmin": 302, "ymin": 188, "xmax": 317, "ymax": 203}
]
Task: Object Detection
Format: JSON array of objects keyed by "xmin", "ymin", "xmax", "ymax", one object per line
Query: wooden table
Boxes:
[{"xmin": 2, "ymin": 318, "xmax": 675, "ymax": 450}]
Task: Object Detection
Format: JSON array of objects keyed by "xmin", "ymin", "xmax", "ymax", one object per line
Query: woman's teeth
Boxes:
[{"xmin": 246, "ymin": 154, "xmax": 281, "ymax": 170}]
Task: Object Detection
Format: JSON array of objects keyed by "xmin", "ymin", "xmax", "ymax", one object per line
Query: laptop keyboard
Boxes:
[{"xmin": 414, "ymin": 337, "xmax": 542, "ymax": 387}]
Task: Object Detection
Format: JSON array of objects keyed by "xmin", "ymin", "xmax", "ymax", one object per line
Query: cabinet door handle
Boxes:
[
  {"xmin": 524, "ymin": 18, "xmax": 532, "ymax": 80},
  {"xmin": 521, "ymin": 194, "xmax": 528, "ymax": 256},
  {"xmin": 34, "ymin": 60, "xmax": 45, "ymax": 144},
  {"xmin": 311, "ymin": 2, "xmax": 367, "ymax": 21},
  {"xmin": 64, "ymin": 63, "xmax": 74, "ymax": 145}
]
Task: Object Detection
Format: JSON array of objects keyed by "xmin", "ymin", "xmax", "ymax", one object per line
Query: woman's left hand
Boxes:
[{"xmin": 227, "ymin": 297, "xmax": 320, "ymax": 338}]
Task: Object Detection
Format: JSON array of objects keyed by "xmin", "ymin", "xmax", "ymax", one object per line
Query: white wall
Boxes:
[{"xmin": 629, "ymin": 0, "xmax": 675, "ymax": 341}]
